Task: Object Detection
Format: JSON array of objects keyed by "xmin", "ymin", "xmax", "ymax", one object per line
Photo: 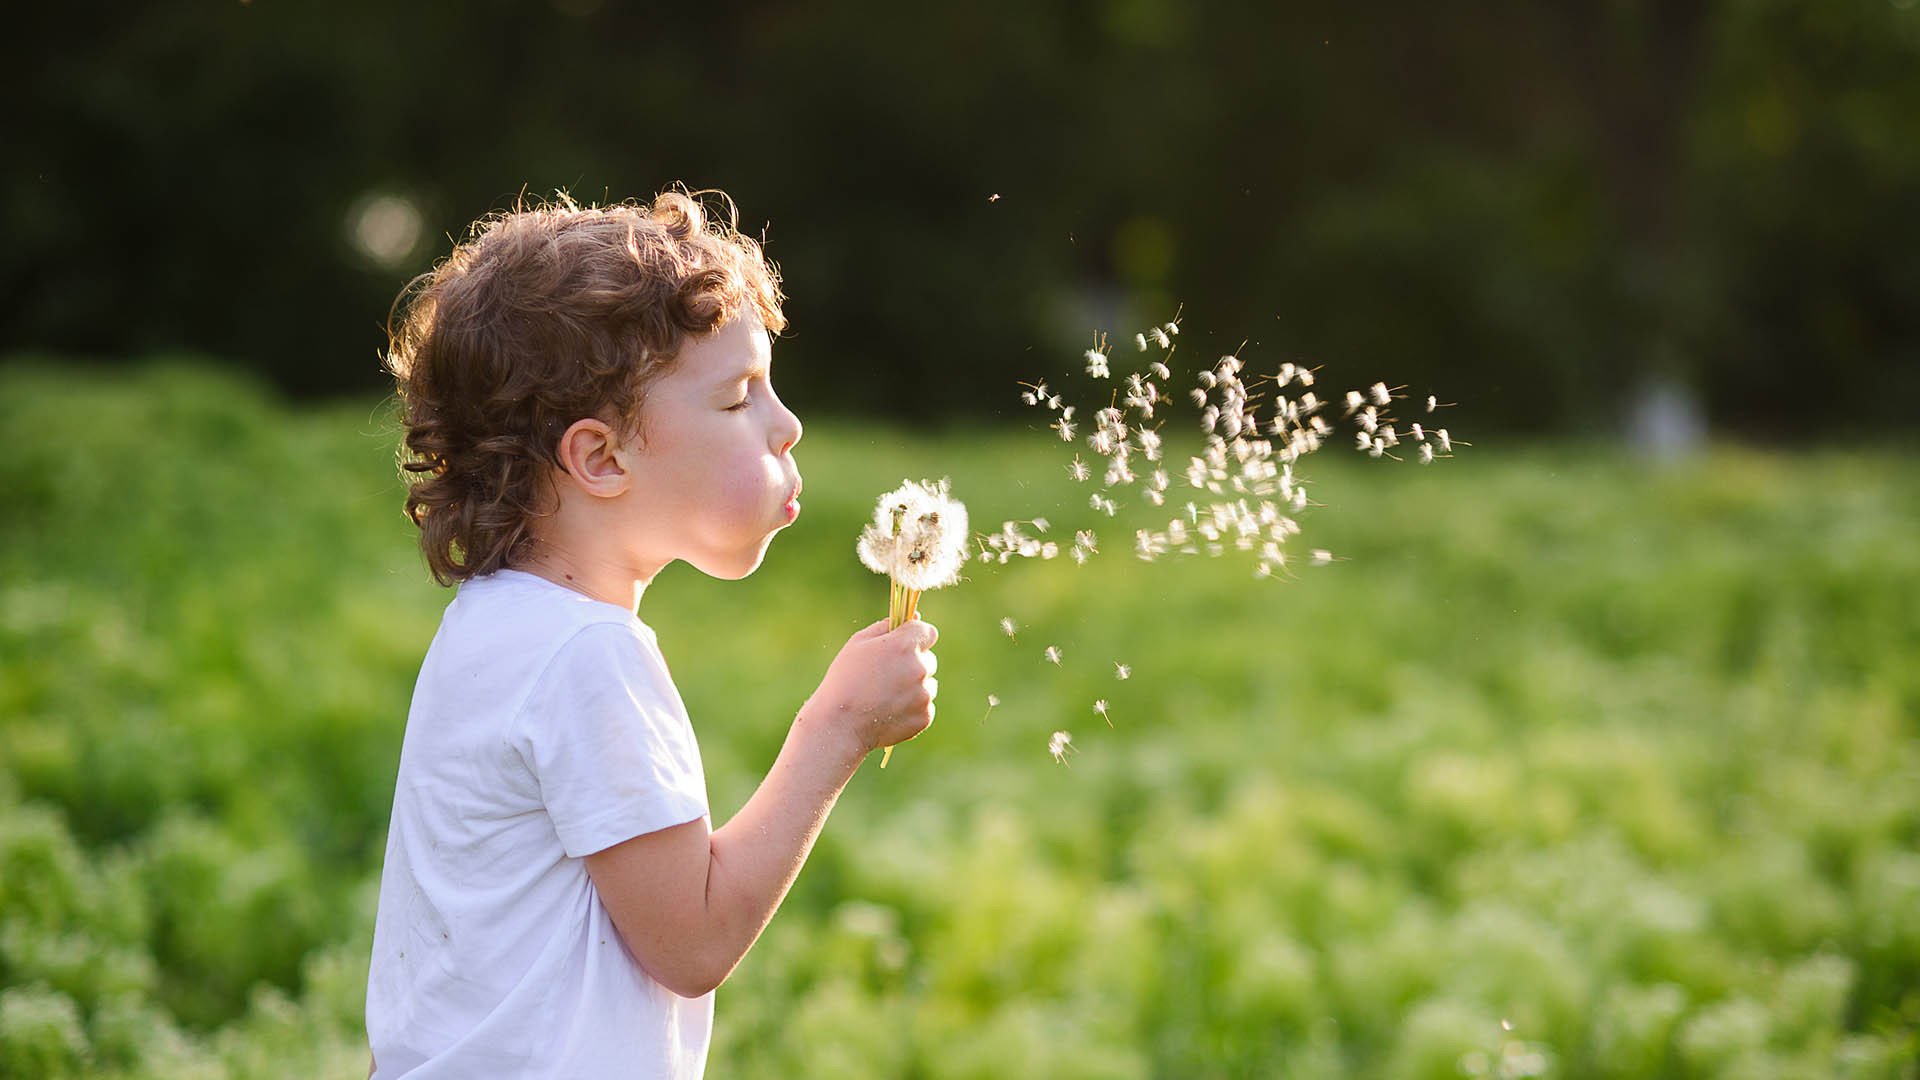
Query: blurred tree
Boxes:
[{"xmin": 2, "ymin": 0, "xmax": 1916, "ymax": 433}]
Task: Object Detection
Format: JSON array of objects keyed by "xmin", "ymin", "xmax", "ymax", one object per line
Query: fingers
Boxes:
[
  {"xmin": 893, "ymin": 618, "xmax": 938, "ymax": 651},
  {"xmin": 850, "ymin": 618, "xmax": 893, "ymax": 642}
]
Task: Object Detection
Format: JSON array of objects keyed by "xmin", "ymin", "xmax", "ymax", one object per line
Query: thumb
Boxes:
[{"xmin": 849, "ymin": 618, "xmax": 893, "ymax": 642}]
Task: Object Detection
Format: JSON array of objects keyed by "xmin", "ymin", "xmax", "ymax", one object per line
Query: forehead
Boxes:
[{"xmin": 678, "ymin": 315, "xmax": 772, "ymax": 387}]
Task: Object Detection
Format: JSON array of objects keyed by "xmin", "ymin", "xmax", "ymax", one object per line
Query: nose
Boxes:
[{"xmin": 776, "ymin": 402, "xmax": 803, "ymax": 454}]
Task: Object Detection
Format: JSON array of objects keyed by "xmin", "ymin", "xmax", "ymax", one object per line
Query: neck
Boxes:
[{"xmin": 513, "ymin": 540, "xmax": 653, "ymax": 613}]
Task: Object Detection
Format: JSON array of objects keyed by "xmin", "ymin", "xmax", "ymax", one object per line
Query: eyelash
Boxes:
[{"xmin": 726, "ymin": 396, "xmax": 751, "ymax": 412}]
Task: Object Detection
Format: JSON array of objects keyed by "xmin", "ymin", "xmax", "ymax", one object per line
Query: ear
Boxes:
[{"xmin": 554, "ymin": 418, "xmax": 632, "ymax": 497}]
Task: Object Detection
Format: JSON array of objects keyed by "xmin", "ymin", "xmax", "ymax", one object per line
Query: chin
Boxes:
[{"xmin": 693, "ymin": 544, "xmax": 773, "ymax": 581}]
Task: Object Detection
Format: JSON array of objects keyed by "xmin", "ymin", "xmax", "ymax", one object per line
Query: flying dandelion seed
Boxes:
[
  {"xmin": 1114, "ymin": 662, "xmax": 1131, "ymax": 680},
  {"xmin": 1048, "ymin": 730, "xmax": 1075, "ymax": 764},
  {"xmin": 1369, "ymin": 381, "xmax": 1392, "ymax": 406},
  {"xmin": 984, "ymin": 693, "xmax": 1000, "ymax": 720},
  {"xmin": 1044, "ymin": 645, "xmax": 1062, "ymax": 665},
  {"xmin": 1135, "ymin": 333, "xmax": 1148, "ymax": 351},
  {"xmin": 1094, "ymin": 699, "xmax": 1112, "ymax": 727},
  {"xmin": 1311, "ymin": 549, "xmax": 1334, "ymax": 565},
  {"xmin": 1000, "ymin": 617, "xmax": 1018, "ymax": 639},
  {"xmin": 1084, "ymin": 349, "xmax": 1110, "ymax": 379}
]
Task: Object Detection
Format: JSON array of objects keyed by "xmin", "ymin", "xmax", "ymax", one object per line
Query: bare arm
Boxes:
[{"xmin": 584, "ymin": 618, "xmax": 937, "ymax": 997}]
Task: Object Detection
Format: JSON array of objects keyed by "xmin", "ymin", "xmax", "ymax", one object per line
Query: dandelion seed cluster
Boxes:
[
  {"xmin": 1009, "ymin": 315, "xmax": 1466, "ymax": 580},
  {"xmin": 984, "ymin": 316, "xmax": 1464, "ymax": 763}
]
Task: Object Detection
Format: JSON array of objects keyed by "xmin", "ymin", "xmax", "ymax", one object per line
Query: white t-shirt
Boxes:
[{"xmin": 367, "ymin": 569, "xmax": 712, "ymax": 1079}]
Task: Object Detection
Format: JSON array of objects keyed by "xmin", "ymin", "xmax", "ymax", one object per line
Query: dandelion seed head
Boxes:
[
  {"xmin": 1114, "ymin": 662, "xmax": 1131, "ymax": 680},
  {"xmin": 1135, "ymin": 333, "xmax": 1148, "ymax": 351},
  {"xmin": 1044, "ymin": 645, "xmax": 1062, "ymax": 665},
  {"xmin": 1150, "ymin": 361, "xmax": 1171, "ymax": 380},
  {"xmin": 1311, "ymin": 548, "xmax": 1334, "ymax": 565},
  {"xmin": 1419, "ymin": 442, "xmax": 1435, "ymax": 464},
  {"xmin": 1150, "ymin": 327, "xmax": 1171, "ymax": 348},
  {"xmin": 861, "ymin": 478, "xmax": 969, "ymax": 591},
  {"xmin": 1437, "ymin": 429, "xmax": 1452, "ymax": 453},
  {"xmin": 1000, "ymin": 617, "xmax": 1018, "ymax": 638},
  {"xmin": 1369, "ymin": 381, "xmax": 1392, "ymax": 406},
  {"xmin": 1068, "ymin": 457, "xmax": 1090, "ymax": 482}
]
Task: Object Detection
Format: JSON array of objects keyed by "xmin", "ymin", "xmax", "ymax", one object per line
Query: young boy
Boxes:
[{"xmin": 366, "ymin": 191, "xmax": 938, "ymax": 1078}]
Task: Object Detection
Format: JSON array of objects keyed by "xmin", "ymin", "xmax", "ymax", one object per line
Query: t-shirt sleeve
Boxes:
[{"xmin": 511, "ymin": 622, "xmax": 709, "ymax": 858}]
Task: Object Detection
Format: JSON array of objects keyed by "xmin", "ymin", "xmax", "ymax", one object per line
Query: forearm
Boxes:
[{"xmin": 697, "ymin": 705, "xmax": 867, "ymax": 985}]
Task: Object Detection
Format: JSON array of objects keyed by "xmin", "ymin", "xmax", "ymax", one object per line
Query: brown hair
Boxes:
[{"xmin": 384, "ymin": 189, "xmax": 786, "ymax": 585}]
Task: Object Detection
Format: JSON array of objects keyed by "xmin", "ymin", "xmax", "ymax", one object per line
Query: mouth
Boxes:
[{"xmin": 782, "ymin": 479, "xmax": 803, "ymax": 522}]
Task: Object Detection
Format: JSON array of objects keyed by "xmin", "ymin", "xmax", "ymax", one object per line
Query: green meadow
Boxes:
[{"xmin": 1, "ymin": 362, "xmax": 1916, "ymax": 1078}]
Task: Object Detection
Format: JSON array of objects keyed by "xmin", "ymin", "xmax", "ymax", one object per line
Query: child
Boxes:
[{"xmin": 366, "ymin": 190, "xmax": 938, "ymax": 1078}]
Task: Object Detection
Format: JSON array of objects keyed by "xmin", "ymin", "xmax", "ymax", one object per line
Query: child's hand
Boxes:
[{"xmin": 803, "ymin": 618, "xmax": 938, "ymax": 756}]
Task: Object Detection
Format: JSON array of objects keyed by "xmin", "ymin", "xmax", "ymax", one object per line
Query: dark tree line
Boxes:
[{"xmin": 5, "ymin": 0, "xmax": 1917, "ymax": 433}]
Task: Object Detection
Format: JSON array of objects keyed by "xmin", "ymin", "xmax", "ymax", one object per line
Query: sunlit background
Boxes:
[{"xmin": 3, "ymin": 3, "xmax": 1917, "ymax": 1077}]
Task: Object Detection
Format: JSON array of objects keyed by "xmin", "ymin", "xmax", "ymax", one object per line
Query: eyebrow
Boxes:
[{"xmin": 717, "ymin": 364, "xmax": 768, "ymax": 389}]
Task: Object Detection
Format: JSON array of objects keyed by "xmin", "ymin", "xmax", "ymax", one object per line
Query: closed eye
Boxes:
[{"xmin": 725, "ymin": 394, "xmax": 751, "ymax": 411}]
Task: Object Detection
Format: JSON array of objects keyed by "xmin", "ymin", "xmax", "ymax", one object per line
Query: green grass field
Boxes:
[{"xmin": 2, "ymin": 362, "xmax": 1917, "ymax": 1078}]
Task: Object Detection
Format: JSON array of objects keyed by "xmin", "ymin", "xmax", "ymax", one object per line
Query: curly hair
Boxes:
[{"xmin": 384, "ymin": 189, "xmax": 786, "ymax": 585}]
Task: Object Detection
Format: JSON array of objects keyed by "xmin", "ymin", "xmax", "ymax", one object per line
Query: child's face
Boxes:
[{"xmin": 618, "ymin": 314, "xmax": 804, "ymax": 580}]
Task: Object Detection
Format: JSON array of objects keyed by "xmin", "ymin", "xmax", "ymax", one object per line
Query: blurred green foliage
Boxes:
[
  {"xmin": 7, "ymin": 0, "xmax": 1920, "ymax": 431},
  {"xmin": 1, "ymin": 362, "xmax": 1918, "ymax": 1077}
]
